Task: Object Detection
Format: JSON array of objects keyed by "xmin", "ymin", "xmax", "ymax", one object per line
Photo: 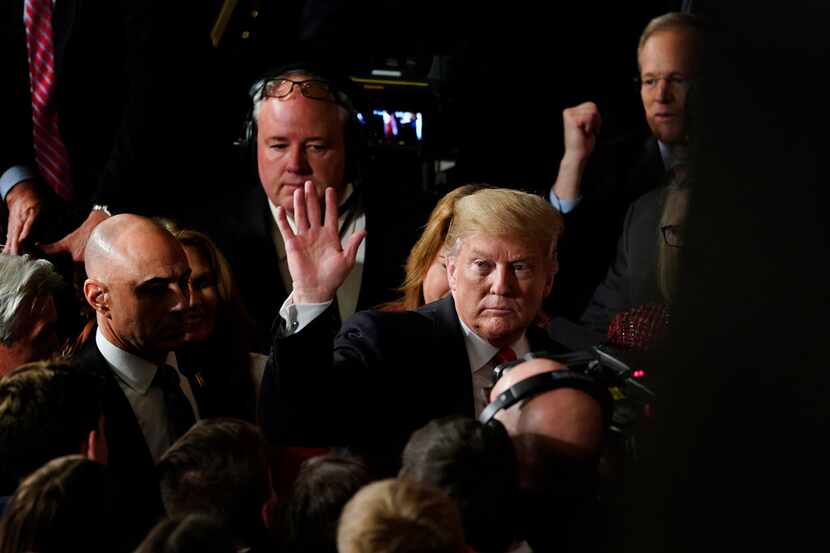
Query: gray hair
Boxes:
[
  {"xmin": 0, "ymin": 255, "xmax": 63, "ymax": 346},
  {"xmin": 249, "ymin": 68, "xmax": 353, "ymax": 129}
]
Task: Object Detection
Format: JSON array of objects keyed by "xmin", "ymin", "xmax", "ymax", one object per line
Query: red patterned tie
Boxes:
[{"xmin": 24, "ymin": 0, "xmax": 73, "ymax": 200}]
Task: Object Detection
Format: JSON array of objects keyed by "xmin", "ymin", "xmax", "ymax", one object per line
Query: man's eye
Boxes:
[
  {"xmin": 643, "ymin": 78, "xmax": 657, "ymax": 87},
  {"xmin": 512, "ymin": 262, "xmax": 530, "ymax": 273},
  {"xmin": 472, "ymin": 260, "xmax": 492, "ymax": 273},
  {"xmin": 307, "ymin": 144, "xmax": 327, "ymax": 153},
  {"xmin": 269, "ymin": 143, "xmax": 288, "ymax": 150}
]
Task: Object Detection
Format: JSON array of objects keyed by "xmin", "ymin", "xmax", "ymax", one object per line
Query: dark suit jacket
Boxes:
[
  {"xmin": 580, "ymin": 186, "xmax": 667, "ymax": 333},
  {"xmin": 0, "ymin": 0, "xmax": 228, "ymax": 227},
  {"xmin": 220, "ymin": 183, "xmax": 425, "ymax": 352},
  {"xmin": 550, "ymin": 133, "xmax": 668, "ymax": 321},
  {"xmin": 73, "ymin": 337, "xmax": 215, "ymax": 547},
  {"xmin": 259, "ymin": 295, "xmax": 566, "ymax": 472}
]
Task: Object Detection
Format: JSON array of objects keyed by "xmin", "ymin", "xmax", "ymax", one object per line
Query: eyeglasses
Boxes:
[
  {"xmin": 661, "ymin": 225, "xmax": 684, "ymax": 247},
  {"xmin": 635, "ymin": 75, "xmax": 692, "ymax": 91},
  {"xmin": 262, "ymin": 78, "xmax": 335, "ymax": 101}
]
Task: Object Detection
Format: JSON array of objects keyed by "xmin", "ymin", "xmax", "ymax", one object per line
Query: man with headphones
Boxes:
[{"xmin": 221, "ymin": 62, "xmax": 424, "ymax": 352}]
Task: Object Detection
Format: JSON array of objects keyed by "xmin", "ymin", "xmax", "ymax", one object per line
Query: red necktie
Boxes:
[
  {"xmin": 24, "ymin": 0, "xmax": 73, "ymax": 201},
  {"xmin": 492, "ymin": 346, "xmax": 517, "ymax": 368}
]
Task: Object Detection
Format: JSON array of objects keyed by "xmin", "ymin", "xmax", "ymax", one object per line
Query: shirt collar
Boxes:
[
  {"xmin": 456, "ymin": 315, "xmax": 528, "ymax": 373},
  {"xmin": 657, "ymin": 140, "xmax": 689, "ymax": 171},
  {"xmin": 95, "ymin": 328, "xmax": 177, "ymax": 394}
]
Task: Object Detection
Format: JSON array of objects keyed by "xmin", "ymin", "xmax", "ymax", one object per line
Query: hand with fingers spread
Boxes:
[
  {"xmin": 2, "ymin": 180, "xmax": 42, "ymax": 255},
  {"xmin": 552, "ymin": 101, "xmax": 602, "ymax": 202},
  {"xmin": 276, "ymin": 180, "xmax": 366, "ymax": 304}
]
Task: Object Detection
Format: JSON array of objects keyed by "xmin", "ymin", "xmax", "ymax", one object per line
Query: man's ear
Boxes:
[{"xmin": 83, "ymin": 279, "xmax": 110, "ymax": 316}]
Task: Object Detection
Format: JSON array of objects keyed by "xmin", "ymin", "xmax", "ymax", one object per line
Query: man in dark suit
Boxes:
[
  {"xmin": 546, "ymin": 12, "xmax": 703, "ymax": 322},
  {"xmin": 73, "ymin": 214, "xmax": 205, "ymax": 542},
  {"xmin": 0, "ymin": 0, "xmax": 224, "ymax": 261},
  {"xmin": 259, "ymin": 186, "xmax": 566, "ymax": 473},
  {"xmin": 220, "ymin": 63, "xmax": 423, "ymax": 351}
]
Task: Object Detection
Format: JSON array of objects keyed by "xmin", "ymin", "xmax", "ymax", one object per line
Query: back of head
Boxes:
[
  {"xmin": 0, "ymin": 361, "xmax": 103, "ymax": 493},
  {"xmin": 278, "ymin": 452, "xmax": 371, "ymax": 553},
  {"xmin": 337, "ymin": 479, "xmax": 466, "ymax": 553},
  {"xmin": 0, "ymin": 455, "xmax": 116, "ymax": 553},
  {"xmin": 157, "ymin": 418, "xmax": 272, "ymax": 545},
  {"xmin": 132, "ymin": 514, "xmax": 236, "ymax": 553},
  {"xmin": 445, "ymin": 188, "xmax": 562, "ymax": 262},
  {"xmin": 400, "ymin": 416, "xmax": 518, "ymax": 553}
]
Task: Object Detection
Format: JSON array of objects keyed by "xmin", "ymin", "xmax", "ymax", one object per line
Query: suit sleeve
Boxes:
[{"xmin": 580, "ymin": 200, "xmax": 637, "ymax": 333}]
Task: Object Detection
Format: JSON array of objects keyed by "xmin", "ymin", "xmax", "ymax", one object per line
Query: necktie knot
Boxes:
[{"xmin": 493, "ymin": 346, "xmax": 517, "ymax": 368}]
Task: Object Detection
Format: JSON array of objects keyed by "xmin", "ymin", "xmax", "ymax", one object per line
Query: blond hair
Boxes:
[
  {"xmin": 337, "ymin": 479, "xmax": 466, "ymax": 553},
  {"xmin": 446, "ymin": 188, "xmax": 563, "ymax": 262},
  {"xmin": 637, "ymin": 12, "xmax": 704, "ymax": 68},
  {"xmin": 383, "ymin": 184, "xmax": 485, "ymax": 311}
]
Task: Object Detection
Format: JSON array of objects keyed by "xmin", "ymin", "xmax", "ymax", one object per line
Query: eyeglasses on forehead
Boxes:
[{"xmin": 262, "ymin": 78, "xmax": 335, "ymax": 100}]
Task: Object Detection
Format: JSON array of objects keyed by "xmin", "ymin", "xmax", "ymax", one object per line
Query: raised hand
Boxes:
[
  {"xmin": 552, "ymin": 101, "xmax": 602, "ymax": 202},
  {"xmin": 275, "ymin": 181, "xmax": 366, "ymax": 304}
]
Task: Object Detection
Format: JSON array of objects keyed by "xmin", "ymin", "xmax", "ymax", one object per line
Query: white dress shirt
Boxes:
[
  {"xmin": 269, "ymin": 182, "xmax": 366, "ymax": 323},
  {"xmin": 457, "ymin": 316, "xmax": 529, "ymax": 417},
  {"xmin": 95, "ymin": 329, "xmax": 199, "ymax": 462}
]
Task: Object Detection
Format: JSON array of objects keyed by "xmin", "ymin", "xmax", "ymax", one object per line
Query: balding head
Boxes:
[
  {"xmin": 490, "ymin": 358, "xmax": 606, "ymax": 459},
  {"xmin": 83, "ymin": 215, "xmax": 190, "ymax": 363}
]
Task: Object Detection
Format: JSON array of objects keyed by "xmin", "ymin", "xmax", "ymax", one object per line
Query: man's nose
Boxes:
[
  {"xmin": 186, "ymin": 283, "xmax": 201, "ymax": 308},
  {"xmin": 489, "ymin": 264, "xmax": 516, "ymax": 296},
  {"xmin": 655, "ymin": 78, "xmax": 673, "ymax": 102},
  {"xmin": 286, "ymin": 146, "xmax": 311, "ymax": 174}
]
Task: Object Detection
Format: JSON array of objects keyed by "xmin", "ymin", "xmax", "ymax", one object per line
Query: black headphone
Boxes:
[
  {"xmin": 237, "ymin": 61, "xmax": 368, "ymax": 187},
  {"xmin": 478, "ymin": 350, "xmax": 618, "ymax": 431}
]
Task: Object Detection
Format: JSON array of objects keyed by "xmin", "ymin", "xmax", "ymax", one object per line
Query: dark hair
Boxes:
[
  {"xmin": 278, "ymin": 452, "xmax": 372, "ymax": 553},
  {"xmin": 157, "ymin": 418, "xmax": 272, "ymax": 546},
  {"xmin": 0, "ymin": 361, "xmax": 103, "ymax": 492},
  {"xmin": 400, "ymin": 416, "xmax": 519, "ymax": 553},
  {"xmin": 0, "ymin": 455, "xmax": 117, "ymax": 553},
  {"xmin": 131, "ymin": 514, "xmax": 237, "ymax": 553}
]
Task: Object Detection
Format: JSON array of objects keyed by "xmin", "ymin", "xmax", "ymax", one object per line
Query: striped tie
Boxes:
[{"xmin": 24, "ymin": 0, "xmax": 73, "ymax": 201}]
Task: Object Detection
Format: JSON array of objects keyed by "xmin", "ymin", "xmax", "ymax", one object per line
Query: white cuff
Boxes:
[{"xmin": 279, "ymin": 293, "xmax": 333, "ymax": 335}]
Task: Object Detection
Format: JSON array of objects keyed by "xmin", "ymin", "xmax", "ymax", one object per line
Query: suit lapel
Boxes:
[{"xmin": 419, "ymin": 296, "xmax": 476, "ymax": 416}]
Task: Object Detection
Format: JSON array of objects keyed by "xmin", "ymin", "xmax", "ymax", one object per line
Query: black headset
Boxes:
[
  {"xmin": 237, "ymin": 61, "xmax": 368, "ymax": 187},
  {"xmin": 478, "ymin": 350, "xmax": 617, "ymax": 430}
]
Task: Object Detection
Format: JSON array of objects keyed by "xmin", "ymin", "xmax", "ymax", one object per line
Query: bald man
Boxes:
[
  {"xmin": 73, "ymin": 214, "xmax": 203, "ymax": 544},
  {"xmin": 488, "ymin": 358, "xmax": 610, "ymax": 553}
]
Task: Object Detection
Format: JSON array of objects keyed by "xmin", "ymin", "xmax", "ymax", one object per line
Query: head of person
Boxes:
[
  {"xmin": 489, "ymin": 358, "xmax": 608, "ymax": 498},
  {"xmin": 637, "ymin": 12, "xmax": 704, "ymax": 144},
  {"xmin": 386, "ymin": 184, "xmax": 485, "ymax": 311},
  {"xmin": 157, "ymin": 418, "xmax": 275, "ymax": 549},
  {"xmin": 337, "ymin": 479, "xmax": 467, "ymax": 553},
  {"xmin": 0, "ymin": 254, "xmax": 63, "ymax": 376},
  {"xmin": 0, "ymin": 455, "xmax": 118, "ymax": 553},
  {"xmin": 0, "ymin": 360, "xmax": 106, "ymax": 494},
  {"xmin": 83, "ymin": 214, "xmax": 191, "ymax": 364},
  {"xmin": 132, "ymin": 514, "xmax": 237, "ymax": 553},
  {"xmin": 400, "ymin": 416, "xmax": 519, "ymax": 553},
  {"xmin": 657, "ymin": 171, "xmax": 691, "ymax": 303},
  {"xmin": 156, "ymin": 220, "xmax": 243, "ymax": 344},
  {"xmin": 277, "ymin": 452, "xmax": 372, "ymax": 553},
  {"xmin": 251, "ymin": 64, "xmax": 358, "ymax": 213},
  {"xmin": 445, "ymin": 188, "xmax": 562, "ymax": 348}
]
